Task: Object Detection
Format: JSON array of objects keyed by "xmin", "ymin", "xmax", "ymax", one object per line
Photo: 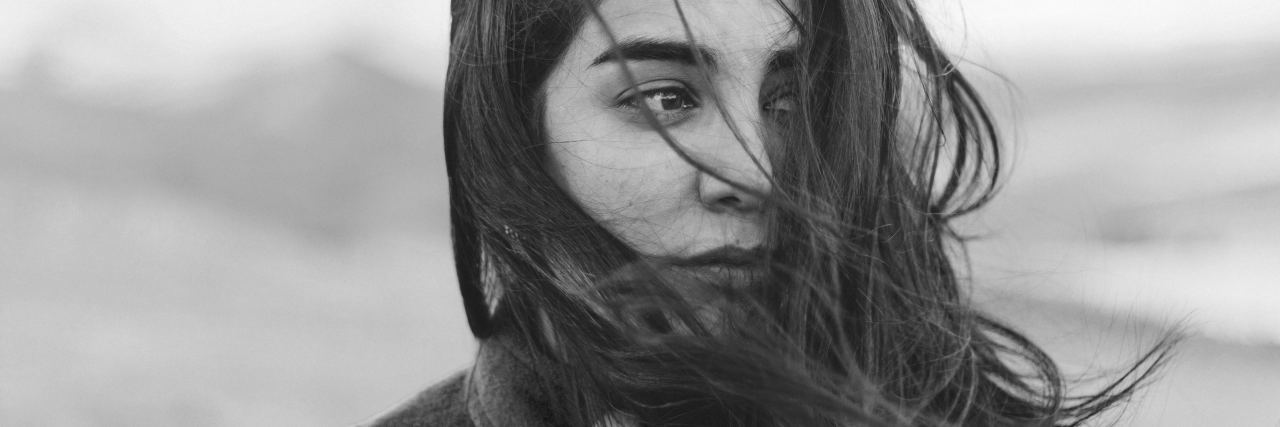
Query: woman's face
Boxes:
[{"xmin": 543, "ymin": 0, "xmax": 797, "ymax": 263}]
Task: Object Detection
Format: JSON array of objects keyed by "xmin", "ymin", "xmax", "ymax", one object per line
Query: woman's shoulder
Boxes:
[{"xmin": 361, "ymin": 371, "xmax": 473, "ymax": 427}]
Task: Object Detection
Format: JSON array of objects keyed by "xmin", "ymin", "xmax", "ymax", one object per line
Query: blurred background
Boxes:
[{"xmin": 0, "ymin": 0, "xmax": 1276, "ymax": 425}]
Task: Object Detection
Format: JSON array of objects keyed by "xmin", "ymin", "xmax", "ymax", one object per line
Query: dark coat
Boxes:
[{"xmin": 362, "ymin": 333, "xmax": 564, "ymax": 427}]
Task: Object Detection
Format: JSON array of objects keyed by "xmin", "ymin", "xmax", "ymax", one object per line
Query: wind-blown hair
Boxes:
[{"xmin": 444, "ymin": 0, "xmax": 1175, "ymax": 425}]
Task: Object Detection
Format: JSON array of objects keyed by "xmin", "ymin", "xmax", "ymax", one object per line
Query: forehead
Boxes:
[{"xmin": 578, "ymin": 0, "xmax": 798, "ymax": 64}]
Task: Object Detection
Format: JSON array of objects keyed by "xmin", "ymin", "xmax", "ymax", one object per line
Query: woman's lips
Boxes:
[
  {"xmin": 662, "ymin": 246, "xmax": 765, "ymax": 267},
  {"xmin": 669, "ymin": 264, "xmax": 762, "ymax": 288},
  {"xmin": 647, "ymin": 246, "xmax": 766, "ymax": 288}
]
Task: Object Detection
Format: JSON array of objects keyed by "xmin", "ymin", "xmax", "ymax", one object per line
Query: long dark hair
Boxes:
[{"xmin": 444, "ymin": 0, "xmax": 1176, "ymax": 425}]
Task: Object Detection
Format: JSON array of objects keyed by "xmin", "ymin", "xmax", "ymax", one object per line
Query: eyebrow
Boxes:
[
  {"xmin": 590, "ymin": 37, "xmax": 719, "ymax": 69},
  {"xmin": 589, "ymin": 37, "xmax": 798, "ymax": 75}
]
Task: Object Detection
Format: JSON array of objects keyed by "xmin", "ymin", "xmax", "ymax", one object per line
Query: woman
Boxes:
[{"xmin": 372, "ymin": 0, "xmax": 1174, "ymax": 425}]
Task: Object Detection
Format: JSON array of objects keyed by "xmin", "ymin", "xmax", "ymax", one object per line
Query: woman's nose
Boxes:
[
  {"xmin": 695, "ymin": 116, "xmax": 773, "ymax": 214},
  {"xmin": 698, "ymin": 168, "xmax": 768, "ymax": 213}
]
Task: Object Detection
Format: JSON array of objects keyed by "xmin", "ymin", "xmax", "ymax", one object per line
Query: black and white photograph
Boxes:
[{"xmin": 2, "ymin": 0, "xmax": 1278, "ymax": 425}]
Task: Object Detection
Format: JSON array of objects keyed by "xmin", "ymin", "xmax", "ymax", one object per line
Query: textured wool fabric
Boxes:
[{"xmin": 364, "ymin": 332, "xmax": 563, "ymax": 427}]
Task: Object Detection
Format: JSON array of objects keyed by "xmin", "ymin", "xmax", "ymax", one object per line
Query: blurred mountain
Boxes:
[{"xmin": 0, "ymin": 48, "xmax": 448, "ymax": 240}]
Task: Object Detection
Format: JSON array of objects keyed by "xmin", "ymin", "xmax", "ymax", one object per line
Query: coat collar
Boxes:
[{"xmin": 464, "ymin": 331, "xmax": 563, "ymax": 427}]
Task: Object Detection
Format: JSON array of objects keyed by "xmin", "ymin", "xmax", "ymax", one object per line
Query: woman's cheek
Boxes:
[{"xmin": 572, "ymin": 149, "xmax": 693, "ymax": 255}]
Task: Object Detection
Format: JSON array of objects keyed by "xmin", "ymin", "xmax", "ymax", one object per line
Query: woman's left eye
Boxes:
[{"xmin": 763, "ymin": 94, "xmax": 797, "ymax": 114}]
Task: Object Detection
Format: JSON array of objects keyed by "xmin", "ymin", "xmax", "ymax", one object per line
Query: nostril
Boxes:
[
  {"xmin": 718, "ymin": 195, "xmax": 742, "ymax": 207},
  {"xmin": 698, "ymin": 171, "xmax": 768, "ymax": 213}
]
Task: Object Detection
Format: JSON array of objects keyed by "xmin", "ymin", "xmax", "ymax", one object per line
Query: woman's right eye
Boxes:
[
  {"xmin": 633, "ymin": 88, "xmax": 699, "ymax": 112},
  {"xmin": 617, "ymin": 83, "xmax": 701, "ymax": 125}
]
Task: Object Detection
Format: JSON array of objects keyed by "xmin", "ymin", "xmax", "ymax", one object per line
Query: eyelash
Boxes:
[
  {"xmin": 762, "ymin": 96, "xmax": 794, "ymax": 115},
  {"xmin": 761, "ymin": 84, "xmax": 798, "ymax": 115},
  {"xmin": 616, "ymin": 82, "xmax": 701, "ymax": 125}
]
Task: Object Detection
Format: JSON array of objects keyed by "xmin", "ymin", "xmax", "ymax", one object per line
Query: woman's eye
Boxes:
[
  {"xmin": 763, "ymin": 94, "xmax": 797, "ymax": 114},
  {"xmin": 636, "ymin": 88, "xmax": 699, "ymax": 112},
  {"xmin": 761, "ymin": 72, "xmax": 798, "ymax": 118},
  {"xmin": 617, "ymin": 83, "xmax": 700, "ymax": 125}
]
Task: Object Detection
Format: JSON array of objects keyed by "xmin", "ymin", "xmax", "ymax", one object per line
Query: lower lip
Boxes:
[{"xmin": 670, "ymin": 264, "xmax": 762, "ymax": 288}]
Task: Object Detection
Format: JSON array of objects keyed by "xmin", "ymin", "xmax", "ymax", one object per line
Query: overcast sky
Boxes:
[
  {"xmin": 0, "ymin": 0, "xmax": 1275, "ymax": 98},
  {"xmin": 0, "ymin": 0, "xmax": 448, "ymax": 97}
]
